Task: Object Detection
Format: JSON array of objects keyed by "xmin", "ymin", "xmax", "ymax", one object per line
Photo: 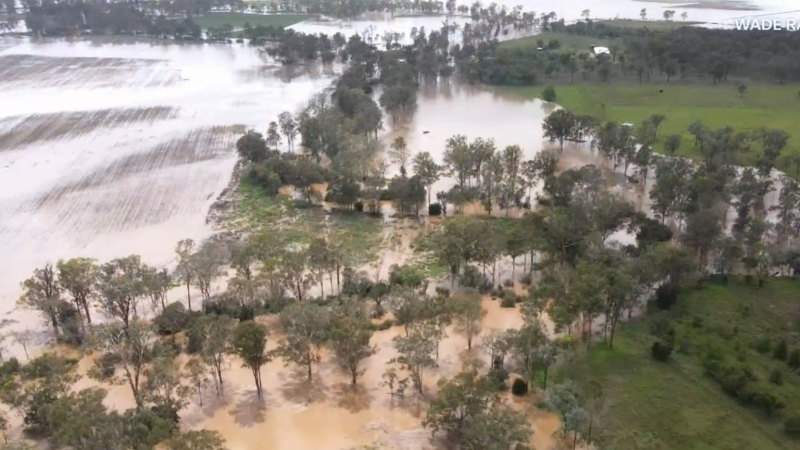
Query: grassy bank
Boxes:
[
  {"xmin": 194, "ymin": 13, "xmax": 308, "ymax": 29},
  {"xmin": 499, "ymin": 83, "xmax": 800, "ymax": 167},
  {"xmin": 559, "ymin": 278, "xmax": 800, "ymax": 449}
]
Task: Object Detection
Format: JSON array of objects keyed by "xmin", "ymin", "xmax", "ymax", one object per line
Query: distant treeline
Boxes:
[
  {"xmin": 458, "ymin": 20, "xmax": 800, "ymax": 85},
  {"xmin": 22, "ymin": 0, "xmax": 212, "ymax": 37}
]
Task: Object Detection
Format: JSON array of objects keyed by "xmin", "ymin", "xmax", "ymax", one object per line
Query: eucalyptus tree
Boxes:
[
  {"xmin": 451, "ymin": 291, "xmax": 485, "ymax": 350},
  {"xmin": 19, "ymin": 263, "xmax": 61, "ymax": 336},
  {"xmin": 57, "ymin": 258, "xmax": 98, "ymax": 324},
  {"xmin": 277, "ymin": 302, "xmax": 329, "ymax": 381},
  {"xmin": 443, "ymin": 135, "xmax": 473, "ymax": 188},
  {"xmin": 501, "ymin": 145, "xmax": 523, "ymax": 215},
  {"xmin": 391, "ymin": 323, "xmax": 438, "ymax": 394},
  {"xmin": 94, "ymin": 320, "xmax": 153, "ymax": 406},
  {"xmin": 412, "ymin": 151, "xmax": 440, "ymax": 206},
  {"xmin": 232, "ymin": 321, "xmax": 270, "ymax": 399},
  {"xmin": 97, "ymin": 255, "xmax": 145, "ymax": 329},
  {"xmin": 389, "ymin": 136, "xmax": 412, "ymax": 175},
  {"xmin": 174, "ymin": 239, "xmax": 195, "ymax": 310},
  {"xmin": 329, "ymin": 299, "xmax": 375, "ymax": 385},
  {"xmin": 278, "ymin": 111, "xmax": 298, "ymax": 152}
]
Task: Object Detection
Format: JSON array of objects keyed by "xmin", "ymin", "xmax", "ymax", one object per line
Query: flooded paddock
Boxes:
[{"xmin": 0, "ymin": 37, "xmax": 339, "ymax": 317}]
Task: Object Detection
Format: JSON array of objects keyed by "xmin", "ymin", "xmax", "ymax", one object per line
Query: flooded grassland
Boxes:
[{"xmin": 0, "ymin": 37, "xmax": 339, "ymax": 318}]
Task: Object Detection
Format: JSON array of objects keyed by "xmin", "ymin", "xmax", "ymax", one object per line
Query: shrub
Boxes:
[
  {"xmin": 785, "ymin": 416, "xmax": 800, "ymax": 439},
  {"xmin": 370, "ymin": 319, "xmax": 394, "ymax": 331},
  {"xmin": 500, "ymin": 296, "xmax": 517, "ymax": 308},
  {"xmin": 428, "ymin": 202, "xmax": 442, "ymax": 216},
  {"xmin": 754, "ymin": 338, "xmax": 771, "ymax": 354},
  {"xmin": 354, "ymin": 201, "xmax": 364, "ymax": 212},
  {"xmin": 651, "ymin": 340, "xmax": 673, "ymax": 361},
  {"xmin": 459, "ymin": 265, "xmax": 488, "ymax": 288},
  {"xmin": 774, "ymin": 338, "xmax": 788, "ymax": 361},
  {"xmin": 503, "ymin": 279, "xmax": 514, "ymax": 288},
  {"xmin": 769, "ymin": 369, "xmax": 784, "ymax": 385},
  {"xmin": 95, "ymin": 352, "xmax": 121, "ymax": 379},
  {"xmin": 511, "ymin": 378, "xmax": 528, "ymax": 396},
  {"xmin": 186, "ymin": 321, "xmax": 206, "ymax": 354},
  {"xmin": 435, "ymin": 286, "xmax": 450, "ymax": 298},
  {"xmin": 487, "ymin": 367, "xmax": 509, "ymax": 391},
  {"xmin": 520, "ymin": 273, "xmax": 532, "ymax": 285},
  {"xmin": 541, "ymin": 86, "xmax": 557, "ymax": 102},
  {"xmin": 654, "ymin": 282, "xmax": 678, "ymax": 310},
  {"xmin": 154, "ymin": 302, "xmax": 190, "ymax": 335},
  {"xmin": 788, "ymin": 349, "xmax": 800, "ymax": 369},
  {"xmin": 0, "ymin": 358, "xmax": 20, "ymax": 377}
]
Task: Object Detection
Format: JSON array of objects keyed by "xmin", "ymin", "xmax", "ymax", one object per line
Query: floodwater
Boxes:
[
  {"xmin": 0, "ymin": 37, "xmax": 339, "ymax": 316},
  {"xmin": 387, "ymin": 82, "xmax": 618, "ymax": 204},
  {"xmin": 68, "ymin": 299, "xmax": 562, "ymax": 450}
]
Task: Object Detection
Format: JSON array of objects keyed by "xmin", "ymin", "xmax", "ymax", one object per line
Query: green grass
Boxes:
[
  {"xmin": 499, "ymin": 31, "xmax": 617, "ymax": 53},
  {"xmin": 499, "ymin": 83, "xmax": 800, "ymax": 167},
  {"xmin": 226, "ymin": 177, "xmax": 383, "ymax": 264},
  {"xmin": 193, "ymin": 13, "xmax": 308, "ymax": 29},
  {"xmin": 559, "ymin": 278, "xmax": 800, "ymax": 449}
]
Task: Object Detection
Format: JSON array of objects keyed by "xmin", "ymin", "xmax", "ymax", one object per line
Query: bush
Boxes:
[
  {"xmin": 651, "ymin": 340, "xmax": 673, "ymax": 361},
  {"xmin": 654, "ymin": 282, "xmax": 679, "ymax": 310},
  {"xmin": 95, "ymin": 352, "xmax": 121, "ymax": 379},
  {"xmin": 22, "ymin": 354, "xmax": 78, "ymax": 380},
  {"xmin": 370, "ymin": 319, "xmax": 394, "ymax": 331},
  {"xmin": 154, "ymin": 302, "xmax": 190, "ymax": 335},
  {"xmin": 459, "ymin": 265, "xmax": 488, "ymax": 289},
  {"xmin": 435, "ymin": 286, "xmax": 450, "ymax": 298},
  {"xmin": 769, "ymin": 369, "xmax": 784, "ymax": 385},
  {"xmin": 500, "ymin": 296, "xmax": 517, "ymax": 308},
  {"xmin": 354, "ymin": 201, "xmax": 364, "ymax": 212},
  {"xmin": 785, "ymin": 416, "xmax": 800, "ymax": 439},
  {"xmin": 520, "ymin": 273, "xmax": 532, "ymax": 285},
  {"xmin": 0, "ymin": 358, "xmax": 20, "ymax": 377},
  {"xmin": 186, "ymin": 320, "xmax": 207, "ymax": 354},
  {"xmin": 487, "ymin": 367, "xmax": 509, "ymax": 391},
  {"xmin": 541, "ymin": 86, "xmax": 557, "ymax": 102},
  {"xmin": 503, "ymin": 279, "xmax": 514, "ymax": 288},
  {"xmin": 428, "ymin": 202, "xmax": 442, "ymax": 216},
  {"xmin": 788, "ymin": 349, "xmax": 800, "ymax": 369},
  {"xmin": 754, "ymin": 338, "xmax": 771, "ymax": 354},
  {"xmin": 511, "ymin": 378, "xmax": 528, "ymax": 396},
  {"xmin": 774, "ymin": 338, "xmax": 788, "ymax": 361}
]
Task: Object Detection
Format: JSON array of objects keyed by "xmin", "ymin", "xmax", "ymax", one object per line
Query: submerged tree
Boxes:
[
  {"xmin": 329, "ymin": 300, "xmax": 375, "ymax": 385},
  {"xmin": 277, "ymin": 302, "xmax": 329, "ymax": 381},
  {"xmin": 19, "ymin": 263, "xmax": 61, "ymax": 336},
  {"xmin": 232, "ymin": 321, "xmax": 270, "ymax": 399}
]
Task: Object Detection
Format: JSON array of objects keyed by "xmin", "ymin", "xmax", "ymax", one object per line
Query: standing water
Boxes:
[{"xmin": 0, "ymin": 37, "xmax": 338, "ymax": 317}]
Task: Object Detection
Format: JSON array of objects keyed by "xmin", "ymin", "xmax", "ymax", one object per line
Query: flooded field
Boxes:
[
  {"xmin": 65, "ymin": 297, "xmax": 562, "ymax": 450},
  {"xmin": 0, "ymin": 37, "xmax": 339, "ymax": 317}
]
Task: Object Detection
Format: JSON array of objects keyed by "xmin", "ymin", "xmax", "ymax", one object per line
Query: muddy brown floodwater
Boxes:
[
  {"xmin": 0, "ymin": 37, "xmax": 340, "ymax": 328},
  {"xmin": 67, "ymin": 298, "xmax": 562, "ymax": 450}
]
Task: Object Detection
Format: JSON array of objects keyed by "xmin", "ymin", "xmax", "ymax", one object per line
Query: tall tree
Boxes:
[
  {"xmin": 412, "ymin": 151, "xmax": 440, "ymax": 206},
  {"xmin": 57, "ymin": 258, "xmax": 97, "ymax": 324},
  {"xmin": 277, "ymin": 302, "xmax": 329, "ymax": 380},
  {"xmin": 97, "ymin": 256, "xmax": 145, "ymax": 329},
  {"xmin": 232, "ymin": 321, "xmax": 270, "ymax": 399},
  {"xmin": 95, "ymin": 321, "xmax": 152, "ymax": 407},
  {"xmin": 452, "ymin": 291, "xmax": 485, "ymax": 350},
  {"xmin": 175, "ymin": 239, "xmax": 195, "ymax": 311},
  {"xmin": 19, "ymin": 264, "xmax": 61, "ymax": 336},
  {"xmin": 329, "ymin": 300, "xmax": 375, "ymax": 385},
  {"xmin": 278, "ymin": 111, "xmax": 298, "ymax": 152}
]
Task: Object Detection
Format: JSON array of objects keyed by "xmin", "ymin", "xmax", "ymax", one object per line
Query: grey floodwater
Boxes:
[{"xmin": 0, "ymin": 36, "xmax": 339, "ymax": 315}]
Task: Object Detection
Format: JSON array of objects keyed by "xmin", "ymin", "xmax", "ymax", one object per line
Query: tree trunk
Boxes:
[{"xmin": 186, "ymin": 281, "xmax": 192, "ymax": 311}]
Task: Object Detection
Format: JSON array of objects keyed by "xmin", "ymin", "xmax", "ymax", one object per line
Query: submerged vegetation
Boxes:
[{"xmin": 7, "ymin": 3, "xmax": 800, "ymax": 450}]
